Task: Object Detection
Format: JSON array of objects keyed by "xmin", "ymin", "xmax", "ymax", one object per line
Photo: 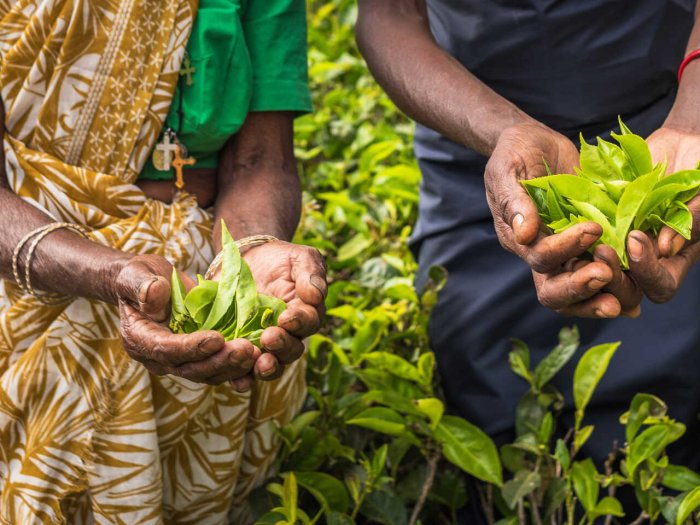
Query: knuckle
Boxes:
[{"xmin": 527, "ymin": 251, "xmax": 550, "ymax": 274}]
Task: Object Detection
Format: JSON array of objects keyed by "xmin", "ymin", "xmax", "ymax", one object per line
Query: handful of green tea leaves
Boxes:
[
  {"xmin": 522, "ymin": 120, "xmax": 700, "ymax": 269},
  {"xmin": 169, "ymin": 222, "xmax": 286, "ymax": 345}
]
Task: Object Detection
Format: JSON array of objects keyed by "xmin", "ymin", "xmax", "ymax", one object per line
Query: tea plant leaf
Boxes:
[
  {"xmin": 663, "ymin": 465, "xmax": 700, "ymax": 492},
  {"xmin": 572, "ymin": 459, "xmax": 599, "ymax": 512},
  {"xmin": 676, "ymin": 485, "xmax": 700, "ymax": 525},
  {"xmin": 347, "ymin": 407, "xmax": 406, "ymax": 436},
  {"xmin": 360, "ymin": 490, "xmax": 408, "ymax": 525},
  {"xmin": 621, "ymin": 393, "xmax": 667, "ymax": 443},
  {"xmin": 202, "ymin": 221, "xmax": 241, "ymax": 330},
  {"xmin": 415, "ymin": 397, "xmax": 444, "ymax": 430},
  {"xmin": 554, "ymin": 439, "xmax": 570, "ymax": 471},
  {"xmin": 573, "ymin": 342, "xmax": 620, "ymax": 429},
  {"xmin": 434, "ymin": 415, "xmax": 503, "ymax": 486},
  {"xmin": 509, "ymin": 339, "xmax": 533, "ymax": 387},
  {"xmin": 183, "ymin": 279, "xmax": 218, "ymax": 325},
  {"xmin": 533, "ymin": 326, "xmax": 579, "ymax": 389},
  {"xmin": 501, "ymin": 469, "xmax": 541, "ymax": 509},
  {"xmin": 612, "ymin": 131, "xmax": 652, "ymax": 177},
  {"xmin": 292, "ymin": 471, "xmax": 350, "ymax": 513},
  {"xmin": 627, "ymin": 425, "xmax": 670, "ymax": 479},
  {"xmin": 614, "ymin": 171, "xmax": 658, "ymax": 243},
  {"xmin": 589, "ymin": 496, "xmax": 625, "ymax": 520}
]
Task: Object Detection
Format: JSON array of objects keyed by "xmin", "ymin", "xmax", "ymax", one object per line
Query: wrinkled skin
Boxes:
[
  {"xmin": 114, "ymin": 242, "xmax": 326, "ymax": 391},
  {"xmin": 485, "ymin": 122, "xmax": 642, "ymax": 318}
]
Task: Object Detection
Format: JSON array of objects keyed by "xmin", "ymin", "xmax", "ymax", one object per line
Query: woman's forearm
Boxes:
[
  {"xmin": 356, "ymin": 0, "xmax": 536, "ymax": 157},
  {"xmin": 0, "ymin": 183, "xmax": 132, "ymax": 303},
  {"xmin": 213, "ymin": 111, "xmax": 301, "ymax": 250}
]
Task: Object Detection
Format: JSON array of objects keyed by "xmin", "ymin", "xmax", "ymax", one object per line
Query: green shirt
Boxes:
[{"xmin": 140, "ymin": 0, "xmax": 311, "ymax": 179}]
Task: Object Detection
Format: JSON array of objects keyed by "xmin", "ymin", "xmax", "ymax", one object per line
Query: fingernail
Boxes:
[
  {"xmin": 310, "ymin": 275, "xmax": 327, "ymax": 297},
  {"xmin": 671, "ymin": 234, "xmax": 685, "ymax": 257},
  {"xmin": 587, "ymin": 278, "xmax": 607, "ymax": 291},
  {"xmin": 283, "ymin": 315, "xmax": 301, "ymax": 332},
  {"xmin": 579, "ymin": 232, "xmax": 599, "ymax": 248},
  {"xmin": 199, "ymin": 337, "xmax": 220, "ymax": 352},
  {"xmin": 138, "ymin": 277, "xmax": 159, "ymax": 305},
  {"xmin": 628, "ymin": 236, "xmax": 644, "ymax": 262},
  {"xmin": 260, "ymin": 365, "xmax": 277, "ymax": 378},
  {"xmin": 513, "ymin": 213, "xmax": 524, "ymax": 230}
]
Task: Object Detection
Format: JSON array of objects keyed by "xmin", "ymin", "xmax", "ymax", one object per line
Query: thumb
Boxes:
[
  {"xmin": 290, "ymin": 248, "xmax": 327, "ymax": 307},
  {"xmin": 115, "ymin": 261, "xmax": 171, "ymax": 322}
]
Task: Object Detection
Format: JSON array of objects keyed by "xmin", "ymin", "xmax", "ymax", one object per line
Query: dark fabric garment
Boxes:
[{"xmin": 410, "ymin": 0, "xmax": 700, "ymax": 521}]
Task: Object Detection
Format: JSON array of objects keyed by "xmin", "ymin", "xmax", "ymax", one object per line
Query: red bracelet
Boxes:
[{"xmin": 678, "ymin": 49, "xmax": 700, "ymax": 83}]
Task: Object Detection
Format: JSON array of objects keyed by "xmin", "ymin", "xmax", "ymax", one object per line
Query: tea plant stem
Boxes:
[
  {"xmin": 603, "ymin": 442, "xmax": 619, "ymax": 525},
  {"xmin": 477, "ymin": 484, "xmax": 496, "ymax": 525},
  {"xmin": 408, "ymin": 446, "xmax": 441, "ymax": 525},
  {"xmin": 629, "ymin": 511, "xmax": 648, "ymax": 525},
  {"xmin": 529, "ymin": 494, "xmax": 543, "ymax": 525},
  {"xmin": 518, "ymin": 500, "xmax": 526, "ymax": 525}
]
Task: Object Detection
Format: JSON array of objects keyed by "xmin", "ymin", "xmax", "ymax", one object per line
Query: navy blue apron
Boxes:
[{"xmin": 411, "ymin": 0, "xmax": 700, "ymax": 519}]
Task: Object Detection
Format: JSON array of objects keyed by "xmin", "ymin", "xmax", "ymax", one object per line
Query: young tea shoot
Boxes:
[
  {"xmin": 522, "ymin": 118, "xmax": 700, "ymax": 268},
  {"xmin": 169, "ymin": 221, "xmax": 286, "ymax": 345}
]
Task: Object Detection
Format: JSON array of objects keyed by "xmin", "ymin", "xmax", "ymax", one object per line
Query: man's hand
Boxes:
[
  {"xmin": 240, "ymin": 241, "xmax": 326, "ymax": 382},
  {"xmin": 485, "ymin": 123, "xmax": 641, "ymax": 318},
  {"xmin": 623, "ymin": 127, "xmax": 700, "ymax": 303},
  {"xmin": 113, "ymin": 255, "xmax": 259, "ymax": 385}
]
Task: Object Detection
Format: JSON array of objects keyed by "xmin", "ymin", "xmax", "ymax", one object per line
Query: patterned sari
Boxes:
[{"xmin": 0, "ymin": 0, "xmax": 305, "ymax": 522}]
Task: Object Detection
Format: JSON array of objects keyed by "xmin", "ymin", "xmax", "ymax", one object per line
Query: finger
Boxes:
[
  {"xmin": 486, "ymin": 171, "xmax": 542, "ymax": 246},
  {"xmin": 254, "ymin": 352, "xmax": 284, "ymax": 380},
  {"xmin": 520, "ymin": 222, "xmax": 602, "ymax": 273},
  {"xmin": 555, "ymin": 293, "xmax": 622, "ymax": 319},
  {"xmin": 627, "ymin": 232, "xmax": 681, "ymax": 303},
  {"xmin": 657, "ymin": 195, "xmax": 700, "ymax": 257},
  {"xmin": 290, "ymin": 248, "xmax": 327, "ymax": 306},
  {"xmin": 277, "ymin": 300, "xmax": 321, "ymax": 338},
  {"xmin": 172, "ymin": 339, "xmax": 259, "ymax": 384},
  {"xmin": 119, "ymin": 302, "xmax": 224, "ymax": 365},
  {"xmin": 230, "ymin": 375, "xmax": 254, "ymax": 393},
  {"xmin": 621, "ymin": 304, "xmax": 642, "ymax": 318},
  {"xmin": 593, "ymin": 245, "xmax": 642, "ymax": 310},
  {"xmin": 115, "ymin": 261, "xmax": 171, "ymax": 322},
  {"xmin": 260, "ymin": 326, "xmax": 305, "ymax": 364},
  {"xmin": 534, "ymin": 262, "xmax": 612, "ymax": 310}
]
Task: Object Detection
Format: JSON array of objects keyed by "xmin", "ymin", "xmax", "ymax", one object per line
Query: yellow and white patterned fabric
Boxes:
[{"xmin": 0, "ymin": 0, "xmax": 306, "ymax": 522}]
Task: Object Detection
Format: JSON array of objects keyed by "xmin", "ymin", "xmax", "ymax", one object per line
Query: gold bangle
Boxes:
[
  {"xmin": 13, "ymin": 223, "xmax": 91, "ymax": 305},
  {"xmin": 204, "ymin": 234, "xmax": 278, "ymax": 279}
]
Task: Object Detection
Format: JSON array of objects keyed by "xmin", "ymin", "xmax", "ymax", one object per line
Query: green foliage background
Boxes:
[{"xmin": 249, "ymin": 1, "xmax": 478, "ymax": 523}]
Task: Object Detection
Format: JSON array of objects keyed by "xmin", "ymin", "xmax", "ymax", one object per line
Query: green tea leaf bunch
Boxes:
[
  {"xmin": 522, "ymin": 119, "xmax": 700, "ymax": 268},
  {"xmin": 169, "ymin": 221, "xmax": 286, "ymax": 345}
]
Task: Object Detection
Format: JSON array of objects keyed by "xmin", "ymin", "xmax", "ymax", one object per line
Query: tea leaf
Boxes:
[
  {"xmin": 434, "ymin": 415, "xmax": 503, "ymax": 486},
  {"xmin": 501, "ymin": 469, "xmax": 541, "ymax": 509},
  {"xmin": 533, "ymin": 326, "xmax": 579, "ymax": 389},
  {"xmin": 676, "ymin": 485, "xmax": 700, "ymax": 525},
  {"xmin": 572, "ymin": 459, "xmax": 599, "ymax": 512},
  {"xmin": 573, "ymin": 342, "xmax": 620, "ymax": 429},
  {"xmin": 293, "ymin": 471, "xmax": 350, "ymax": 513},
  {"xmin": 202, "ymin": 222, "xmax": 241, "ymax": 330},
  {"xmin": 663, "ymin": 465, "xmax": 700, "ymax": 492}
]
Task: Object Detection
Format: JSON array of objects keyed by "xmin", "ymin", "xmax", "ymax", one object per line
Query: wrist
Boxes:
[
  {"xmin": 666, "ymin": 61, "xmax": 700, "ymax": 133},
  {"xmin": 101, "ymin": 251, "xmax": 136, "ymax": 304}
]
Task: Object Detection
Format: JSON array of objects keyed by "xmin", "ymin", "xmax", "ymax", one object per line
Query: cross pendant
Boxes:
[
  {"xmin": 172, "ymin": 144, "xmax": 196, "ymax": 190},
  {"xmin": 154, "ymin": 132, "xmax": 179, "ymax": 170},
  {"xmin": 180, "ymin": 56, "xmax": 196, "ymax": 86}
]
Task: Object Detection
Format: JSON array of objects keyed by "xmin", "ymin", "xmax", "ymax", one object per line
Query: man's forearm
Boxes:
[
  {"xmin": 664, "ymin": 4, "xmax": 700, "ymax": 131},
  {"xmin": 356, "ymin": 0, "xmax": 535, "ymax": 157}
]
